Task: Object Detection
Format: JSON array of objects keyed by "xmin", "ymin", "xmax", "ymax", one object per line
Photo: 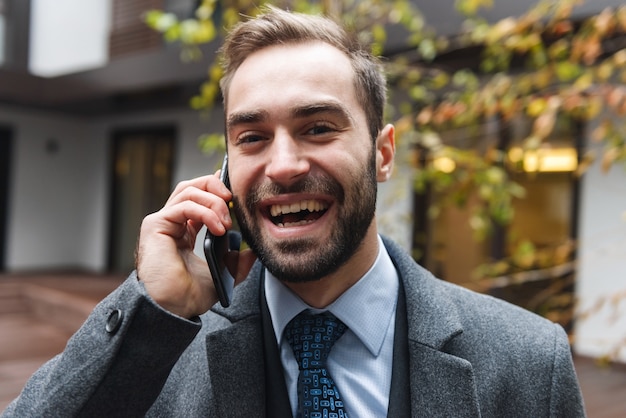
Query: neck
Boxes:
[{"xmin": 283, "ymin": 225, "xmax": 379, "ymax": 308}]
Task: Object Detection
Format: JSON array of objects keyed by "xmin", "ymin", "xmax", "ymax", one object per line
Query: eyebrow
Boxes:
[
  {"xmin": 291, "ymin": 101, "xmax": 354, "ymax": 124},
  {"xmin": 226, "ymin": 110, "xmax": 269, "ymax": 132},
  {"xmin": 226, "ymin": 101, "xmax": 355, "ymax": 133}
]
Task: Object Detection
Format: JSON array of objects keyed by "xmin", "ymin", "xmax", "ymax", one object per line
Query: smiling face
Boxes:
[{"xmin": 226, "ymin": 41, "xmax": 390, "ymax": 284}]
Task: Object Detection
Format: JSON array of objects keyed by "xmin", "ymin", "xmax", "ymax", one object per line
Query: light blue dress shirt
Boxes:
[{"xmin": 265, "ymin": 235, "xmax": 399, "ymax": 417}]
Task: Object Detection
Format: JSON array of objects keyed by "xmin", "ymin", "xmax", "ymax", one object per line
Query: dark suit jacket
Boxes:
[{"xmin": 3, "ymin": 238, "xmax": 585, "ymax": 417}]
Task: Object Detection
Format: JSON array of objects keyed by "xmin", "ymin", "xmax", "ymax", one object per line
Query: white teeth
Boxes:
[
  {"xmin": 269, "ymin": 199, "xmax": 328, "ymax": 218},
  {"xmin": 278, "ymin": 219, "xmax": 315, "ymax": 228}
]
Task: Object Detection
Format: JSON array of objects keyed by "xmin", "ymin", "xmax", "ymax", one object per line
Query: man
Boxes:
[{"xmin": 4, "ymin": 7, "xmax": 585, "ymax": 417}]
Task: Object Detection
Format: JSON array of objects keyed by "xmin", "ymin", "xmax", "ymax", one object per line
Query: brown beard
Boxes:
[{"xmin": 233, "ymin": 146, "xmax": 377, "ymax": 283}]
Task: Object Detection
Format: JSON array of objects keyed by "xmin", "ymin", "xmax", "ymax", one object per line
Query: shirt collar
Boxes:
[{"xmin": 265, "ymin": 235, "xmax": 399, "ymax": 356}]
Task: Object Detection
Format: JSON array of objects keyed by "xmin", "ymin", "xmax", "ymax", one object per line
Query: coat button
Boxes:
[{"xmin": 106, "ymin": 309, "xmax": 124, "ymax": 334}]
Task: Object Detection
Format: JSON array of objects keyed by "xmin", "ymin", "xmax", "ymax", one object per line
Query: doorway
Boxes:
[
  {"xmin": 108, "ymin": 126, "xmax": 176, "ymax": 273},
  {"xmin": 0, "ymin": 127, "xmax": 12, "ymax": 271}
]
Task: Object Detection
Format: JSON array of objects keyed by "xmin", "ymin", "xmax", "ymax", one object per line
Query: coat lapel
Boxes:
[
  {"xmin": 205, "ymin": 317, "xmax": 265, "ymax": 417},
  {"xmin": 205, "ymin": 263, "xmax": 267, "ymax": 417},
  {"xmin": 384, "ymin": 237, "xmax": 481, "ymax": 417},
  {"xmin": 407, "ymin": 342, "xmax": 481, "ymax": 417}
]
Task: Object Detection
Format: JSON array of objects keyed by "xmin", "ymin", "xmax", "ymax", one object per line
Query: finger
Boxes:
[
  {"xmin": 187, "ymin": 219, "xmax": 207, "ymax": 236},
  {"xmin": 153, "ymin": 199, "xmax": 231, "ymax": 238},
  {"xmin": 166, "ymin": 174, "xmax": 231, "ymax": 205},
  {"xmin": 166, "ymin": 182, "xmax": 232, "ymax": 212}
]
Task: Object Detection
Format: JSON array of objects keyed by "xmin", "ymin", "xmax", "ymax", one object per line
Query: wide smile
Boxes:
[{"xmin": 267, "ymin": 199, "xmax": 330, "ymax": 228}]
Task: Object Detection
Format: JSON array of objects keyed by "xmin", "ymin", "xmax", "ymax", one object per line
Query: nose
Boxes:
[{"xmin": 265, "ymin": 130, "xmax": 310, "ymax": 185}]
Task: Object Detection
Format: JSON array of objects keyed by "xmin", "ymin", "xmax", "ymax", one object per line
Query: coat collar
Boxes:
[
  {"xmin": 205, "ymin": 239, "xmax": 480, "ymax": 417},
  {"xmin": 383, "ymin": 237, "xmax": 480, "ymax": 417}
]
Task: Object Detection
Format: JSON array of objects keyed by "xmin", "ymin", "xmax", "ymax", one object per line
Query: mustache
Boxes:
[{"xmin": 245, "ymin": 175, "xmax": 345, "ymax": 205}]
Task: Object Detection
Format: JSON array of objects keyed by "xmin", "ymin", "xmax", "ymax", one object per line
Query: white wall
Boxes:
[
  {"xmin": 1, "ymin": 103, "xmax": 224, "ymax": 272},
  {"xmin": 575, "ymin": 147, "xmax": 626, "ymax": 362},
  {"xmin": 29, "ymin": 0, "xmax": 111, "ymax": 77},
  {"xmin": 1, "ymin": 105, "xmax": 102, "ymax": 270}
]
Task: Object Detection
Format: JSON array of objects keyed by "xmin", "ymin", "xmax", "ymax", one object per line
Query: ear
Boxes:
[{"xmin": 375, "ymin": 124, "xmax": 395, "ymax": 182}]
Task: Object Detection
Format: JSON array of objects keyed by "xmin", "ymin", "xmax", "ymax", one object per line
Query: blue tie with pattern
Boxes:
[{"xmin": 285, "ymin": 311, "xmax": 349, "ymax": 418}]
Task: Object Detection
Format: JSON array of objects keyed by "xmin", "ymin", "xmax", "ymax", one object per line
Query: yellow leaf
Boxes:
[
  {"xmin": 573, "ymin": 73, "xmax": 593, "ymax": 91},
  {"xmin": 591, "ymin": 120, "xmax": 610, "ymax": 142},
  {"xmin": 487, "ymin": 17, "xmax": 517, "ymax": 43},
  {"xmin": 533, "ymin": 112, "xmax": 556, "ymax": 139},
  {"xmin": 209, "ymin": 64, "xmax": 223, "ymax": 81},
  {"xmin": 617, "ymin": 7, "xmax": 626, "ymax": 30},
  {"xmin": 194, "ymin": 20, "xmax": 216, "ymax": 43},
  {"xmin": 372, "ymin": 24, "xmax": 387, "ymax": 44},
  {"xmin": 613, "ymin": 49, "xmax": 626, "ymax": 66},
  {"xmin": 585, "ymin": 97, "xmax": 603, "ymax": 119},
  {"xmin": 533, "ymin": 68, "xmax": 553, "ymax": 89},
  {"xmin": 601, "ymin": 147, "xmax": 618, "ymax": 173},
  {"xmin": 595, "ymin": 8, "xmax": 616, "ymax": 35},
  {"xmin": 456, "ymin": 0, "xmax": 494, "ymax": 16},
  {"xmin": 417, "ymin": 107, "xmax": 433, "ymax": 125},
  {"xmin": 524, "ymin": 135, "xmax": 542, "ymax": 150},
  {"xmin": 596, "ymin": 61, "xmax": 614, "ymax": 81},
  {"xmin": 527, "ymin": 98, "xmax": 547, "ymax": 117},
  {"xmin": 575, "ymin": 151, "xmax": 596, "ymax": 177}
]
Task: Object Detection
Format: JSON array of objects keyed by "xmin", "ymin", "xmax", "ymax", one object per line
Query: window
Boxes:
[
  {"xmin": 109, "ymin": 0, "xmax": 163, "ymax": 58},
  {"xmin": 108, "ymin": 126, "xmax": 176, "ymax": 272},
  {"xmin": 413, "ymin": 115, "xmax": 581, "ymax": 329}
]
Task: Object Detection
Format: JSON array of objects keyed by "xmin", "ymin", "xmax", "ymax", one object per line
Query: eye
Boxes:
[
  {"xmin": 236, "ymin": 132, "xmax": 266, "ymax": 145},
  {"xmin": 305, "ymin": 123, "xmax": 336, "ymax": 136}
]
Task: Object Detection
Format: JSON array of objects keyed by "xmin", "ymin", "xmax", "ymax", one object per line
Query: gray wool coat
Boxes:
[{"xmin": 3, "ymin": 238, "xmax": 585, "ymax": 417}]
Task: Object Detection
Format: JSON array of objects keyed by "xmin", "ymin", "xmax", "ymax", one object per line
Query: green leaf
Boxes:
[
  {"xmin": 418, "ymin": 39, "xmax": 437, "ymax": 61},
  {"xmin": 555, "ymin": 61, "xmax": 582, "ymax": 82},
  {"xmin": 456, "ymin": 0, "xmax": 494, "ymax": 16},
  {"xmin": 198, "ymin": 133, "xmax": 226, "ymax": 154}
]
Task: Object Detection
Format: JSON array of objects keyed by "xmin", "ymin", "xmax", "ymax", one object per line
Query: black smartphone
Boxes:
[{"xmin": 203, "ymin": 154, "xmax": 241, "ymax": 308}]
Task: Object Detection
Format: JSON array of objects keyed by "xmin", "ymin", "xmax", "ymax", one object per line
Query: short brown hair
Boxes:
[{"xmin": 219, "ymin": 6, "xmax": 387, "ymax": 141}]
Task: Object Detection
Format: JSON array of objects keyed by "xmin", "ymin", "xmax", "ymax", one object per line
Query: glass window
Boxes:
[{"xmin": 414, "ymin": 115, "xmax": 580, "ymax": 330}]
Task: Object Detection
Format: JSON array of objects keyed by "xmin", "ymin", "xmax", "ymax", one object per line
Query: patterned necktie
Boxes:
[{"xmin": 285, "ymin": 311, "xmax": 349, "ymax": 418}]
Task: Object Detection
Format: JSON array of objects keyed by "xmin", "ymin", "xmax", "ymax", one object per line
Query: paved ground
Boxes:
[
  {"xmin": 1, "ymin": 273, "xmax": 625, "ymax": 415},
  {"xmin": 576, "ymin": 356, "xmax": 626, "ymax": 418},
  {"xmin": 0, "ymin": 312, "xmax": 74, "ymax": 410}
]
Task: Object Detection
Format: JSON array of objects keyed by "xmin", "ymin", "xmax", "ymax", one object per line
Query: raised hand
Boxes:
[{"xmin": 136, "ymin": 172, "xmax": 255, "ymax": 318}]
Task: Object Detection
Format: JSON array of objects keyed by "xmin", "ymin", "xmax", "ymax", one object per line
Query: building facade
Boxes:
[{"xmin": 0, "ymin": 0, "xmax": 625, "ymax": 360}]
